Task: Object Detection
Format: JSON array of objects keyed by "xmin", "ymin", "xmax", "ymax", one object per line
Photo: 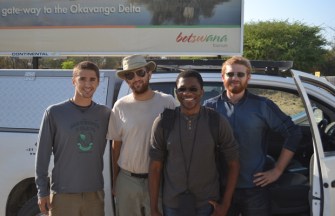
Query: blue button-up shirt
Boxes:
[{"xmin": 204, "ymin": 90, "xmax": 302, "ymax": 188}]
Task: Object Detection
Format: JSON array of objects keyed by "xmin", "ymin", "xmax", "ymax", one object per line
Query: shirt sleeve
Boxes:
[
  {"xmin": 164, "ymin": 93, "xmax": 179, "ymax": 109},
  {"xmin": 106, "ymin": 106, "xmax": 122, "ymax": 141},
  {"xmin": 35, "ymin": 109, "xmax": 53, "ymax": 198},
  {"xmin": 149, "ymin": 115, "xmax": 166, "ymax": 162},
  {"xmin": 264, "ymin": 99, "xmax": 302, "ymax": 152}
]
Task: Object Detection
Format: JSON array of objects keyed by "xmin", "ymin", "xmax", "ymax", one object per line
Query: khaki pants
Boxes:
[
  {"xmin": 49, "ymin": 191, "xmax": 104, "ymax": 216},
  {"xmin": 115, "ymin": 169, "xmax": 162, "ymax": 216}
]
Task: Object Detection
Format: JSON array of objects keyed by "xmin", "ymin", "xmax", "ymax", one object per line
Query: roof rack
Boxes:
[
  {"xmin": 151, "ymin": 59, "xmax": 293, "ymax": 74},
  {"xmin": 251, "ymin": 60, "xmax": 293, "ymax": 72}
]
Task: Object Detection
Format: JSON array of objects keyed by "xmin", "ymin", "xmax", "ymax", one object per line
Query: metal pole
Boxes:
[{"xmin": 32, "ymin": 57, "xmax": 39, "ymax": 69}]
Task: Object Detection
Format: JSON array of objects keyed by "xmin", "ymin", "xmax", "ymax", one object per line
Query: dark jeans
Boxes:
[
  {"xmin": 163, "ymin": 203, "xmax": 213, "ymax": 216},
  {"xmin": 227, "ymin": 187, "xmax": 271, "ymax": 216}
]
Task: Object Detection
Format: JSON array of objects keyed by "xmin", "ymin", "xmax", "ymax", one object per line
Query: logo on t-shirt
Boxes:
[
  {"xmin": 71, "ymin": 120, "xmax": 99, "ymax": 152},
  {"xmin": 77, "ymin": 133, "xmax": 94, "ymax": 152}
]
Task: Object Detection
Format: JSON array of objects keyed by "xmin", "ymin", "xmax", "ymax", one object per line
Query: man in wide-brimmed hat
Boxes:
[
  {"xmin": 107, "ymin": 55, "xmax": 178, "ymax": 216},
  {"xmin": 116, "ymin": 54, "xmax": 156, "ymax": 80}
]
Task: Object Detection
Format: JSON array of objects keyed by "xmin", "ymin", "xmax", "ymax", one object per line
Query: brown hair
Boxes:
[
  {"xmin": 222, "ymin": 56, "xmax": 252, "ymax": 75},
  {"xmin": 73, "ymin": 61, "xmax": 100, "ymax": 81}
]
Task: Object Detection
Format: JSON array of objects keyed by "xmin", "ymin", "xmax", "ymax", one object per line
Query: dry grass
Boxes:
[{"xmin": 250, "ymin": 89, "xmax": 305, "ymax": 116}]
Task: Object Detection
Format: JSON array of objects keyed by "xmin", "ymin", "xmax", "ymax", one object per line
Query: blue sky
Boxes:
[{"xmin": 244, "ymin": 0, "xmax": 335, "ymax": 42}]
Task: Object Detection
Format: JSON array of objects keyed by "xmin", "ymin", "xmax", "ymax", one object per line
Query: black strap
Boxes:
[
  {"xmin": 161, "ymin": 108, "xmax": 177, "ymax": 155},
  {"xmin": 206, "ymin": 107, "xmax": 220, "ymax": 148},
  {"xmin": 207, "ymin": 108, "xmax": 227, "ymax": 193}
]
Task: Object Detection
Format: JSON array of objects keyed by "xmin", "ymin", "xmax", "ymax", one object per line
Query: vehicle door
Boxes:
[{"xmin": 291, "ymin": 70, "xmax": 335, "ymax": 216}]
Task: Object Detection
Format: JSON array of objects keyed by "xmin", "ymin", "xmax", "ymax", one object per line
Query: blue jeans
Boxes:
[
  {"xmin": 227, "ymin": 187, "xmax": 270, "ymax": 216},
  {"xmin": 163, "ymin": 203, "xmax": 213, "ymax": 216}
]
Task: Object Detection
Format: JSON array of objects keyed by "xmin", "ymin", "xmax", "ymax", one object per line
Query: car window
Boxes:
[{"xmin": 248, "ymin": 88, "xmax": 305, "ymax": 117}]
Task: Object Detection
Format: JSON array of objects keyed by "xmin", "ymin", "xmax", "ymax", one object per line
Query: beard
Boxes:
[
  {"xmin": 225, "ymin": 80, "xmax": 248, "ymax": 94},
  {"xmin": 130, "ymin": 80, "xmax": 150, "ymax": 94}
]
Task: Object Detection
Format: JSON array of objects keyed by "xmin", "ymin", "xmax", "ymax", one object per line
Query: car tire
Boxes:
[{"xmin": 17, "ymin": 195, "xmax": 42, "ymax": 216}]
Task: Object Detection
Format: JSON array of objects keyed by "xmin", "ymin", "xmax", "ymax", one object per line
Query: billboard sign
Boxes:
[{"xmin": 0, "ymin": 0, "xmax": 243, "ymax": 57}]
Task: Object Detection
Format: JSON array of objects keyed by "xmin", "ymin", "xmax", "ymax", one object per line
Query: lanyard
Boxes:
[{"xmin": 178, "ymin": 109, "xmax": 200, "ymax": 190}]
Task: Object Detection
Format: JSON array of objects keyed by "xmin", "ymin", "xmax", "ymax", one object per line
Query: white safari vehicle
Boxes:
[
  {"xmin": 0, "ymin": 59, "xmax": 334, "ymax": 216},
  {"xmin": 0, "ymin": 69, "xmax": 120, "ymax": 216}
]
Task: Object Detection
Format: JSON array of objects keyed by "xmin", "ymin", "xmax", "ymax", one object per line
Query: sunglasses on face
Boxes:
[
  {"xmin": 124, "ymin": 69, "xmax": 147, "ymax": 80},
  {"xmin": 225, "ymin": 72, "xmax": 247, "ymax": 78},
  {"xmin": 176, "ymin": 87, "xmax": 199, "ymax": 93}
]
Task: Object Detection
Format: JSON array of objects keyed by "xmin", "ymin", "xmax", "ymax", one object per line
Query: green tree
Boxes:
[
  {"xmin": 61, "ymin": 60, "xmax": 76, "ymax": 69},
  {"xmin": 322, "ymin": 51, "xmax": 335, "ymax": 76},
  {"xmin": 321, "ymin": 35, "xmax": 335, "ymax": 76},
  {"xmin": 0, "ymin": 57, "xmax": 30, "ymax": 69},
  {"xmin": 244, "ymin": 20, "xmax": 328, "ymax": 73}
]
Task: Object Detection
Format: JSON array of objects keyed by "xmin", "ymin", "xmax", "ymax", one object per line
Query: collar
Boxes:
[
  {"xmin": 221, "ymin": 89, "xmax": 249, "ymax": 104},
  {"xmin": 69, "ymin": 99, "xmax": 95, "ymax": 109}
]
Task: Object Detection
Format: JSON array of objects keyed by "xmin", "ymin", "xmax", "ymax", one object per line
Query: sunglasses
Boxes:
[
  {"xmin": 225, "ymin": 72, "xmax": 247, "ymax": 78},
  {"xmin": 124, "ymin": 69, "xmax": 147, "ymax": 80},
  {"xmin": 176, "ymin": 87, "xmax": 199, "ymax": 93}
]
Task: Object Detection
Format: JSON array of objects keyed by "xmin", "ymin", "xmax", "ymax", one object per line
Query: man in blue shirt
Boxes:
[{"xmin": 204, "ymin": 56, "xmax": 302, "ymax": 216}]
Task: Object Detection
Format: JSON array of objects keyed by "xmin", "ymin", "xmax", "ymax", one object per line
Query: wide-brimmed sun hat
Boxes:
[{"xmin": 117, "ymin": 55, "xmax": 156, "ymax": 79}]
